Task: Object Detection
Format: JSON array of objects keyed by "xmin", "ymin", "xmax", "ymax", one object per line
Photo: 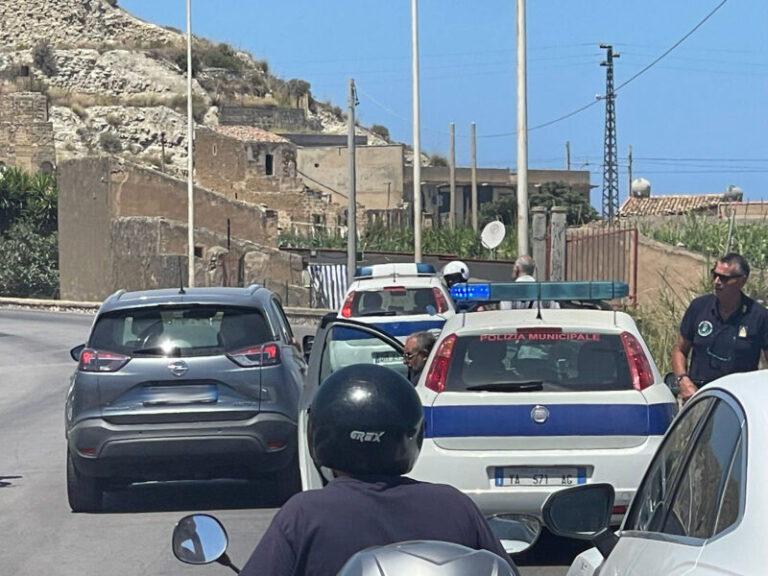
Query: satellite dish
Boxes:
[{"xmin": 480, "ymin": 221, "xmax": 506, "ymax": 250}]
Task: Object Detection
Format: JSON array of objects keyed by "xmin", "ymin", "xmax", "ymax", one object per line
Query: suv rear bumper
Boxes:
[{"xmin": 67, "ymin": 412, "xmax": 296, "ymax": 482}]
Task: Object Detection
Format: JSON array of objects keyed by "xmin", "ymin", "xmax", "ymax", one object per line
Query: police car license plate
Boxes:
[
  {"xmin": 493, "ymin": 467, "xmax": 587, "ymax": 487},
  {"xmin": 372, "ymin": 350, "xmax": 402, "ymax": 365}
]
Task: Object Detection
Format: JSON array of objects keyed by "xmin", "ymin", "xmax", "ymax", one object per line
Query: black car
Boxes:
[{"xmin": 65, "ymin": 285, "xmax": 306, "ymax": 512}]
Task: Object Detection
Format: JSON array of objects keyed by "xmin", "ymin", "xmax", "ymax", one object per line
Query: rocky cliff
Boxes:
[{"xmin": 0, "ymin": 0, "xmax": 383, "ymax": 176}]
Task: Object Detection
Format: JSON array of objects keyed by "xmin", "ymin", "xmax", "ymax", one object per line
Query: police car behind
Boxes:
[
  {"xmin": 408, "ymin": 281, "xmax": 677, "ymax": 523},
  {"xmin": 337, "ymin": 263, "xmax": 455, "ymax": 367}
]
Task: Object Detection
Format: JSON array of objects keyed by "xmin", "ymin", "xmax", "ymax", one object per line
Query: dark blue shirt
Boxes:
[
  {"xmin": 680, "ymin": 293, "xmax": 768, "ymax": 385},
  {"xmin": 240, "ymin": 475, "xmax": 518, "ymax": 576}
]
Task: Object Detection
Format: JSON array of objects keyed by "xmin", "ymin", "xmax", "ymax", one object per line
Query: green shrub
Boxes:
[
  {"xmin": 105, "ymin": 112, "xmax": 122, "ymax": 128},
  {"xmin": 99, "ymin": 131, "xmax": 122, "ymax": 153},
  {"xmin": 370, "ymin": 124, "xmax": 390, "ymax": 141},
  {"xmin": 32, "ymin": 39, "xmax": 58, "ymax": 76},
  {"xmin": 200, "ymin": 43, "xmax": 244, "ymax": 73}
]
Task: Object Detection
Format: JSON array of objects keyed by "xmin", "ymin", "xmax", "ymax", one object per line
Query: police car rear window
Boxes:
[
  {"xmin": 444, "ymin": 332, "xmax": 633, "ymax": 392},
  {"xmin": 351, "ymin": 288, "xmax": 436, "ymax": 317}
]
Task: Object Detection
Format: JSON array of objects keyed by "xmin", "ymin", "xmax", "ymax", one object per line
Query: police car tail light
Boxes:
[
  {"xmin": 432, "ymin": 287, "xmax": 449, "ymax": 313},
  {"xmin": 340, "ymin": 291, "xmax": 356, "ymax": 318},
  {"xmin": 78, "ymin": 348, "xmax": 130, "ymax": 372},
  {"xmin": 425, "ymin": 333, "xmax": 456, "ymax": 393},
  {"xmin": 227, "ymin": 343, "xmax": 281, "ymax": 368},
  {"xmin": 620, "ymin": 332, "xmax": 654, "ymax": 390}
]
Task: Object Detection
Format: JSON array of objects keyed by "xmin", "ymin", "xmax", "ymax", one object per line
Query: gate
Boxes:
[{"xmin": 562, "ymin": 225, "xmax": 638, "ymax": 306}]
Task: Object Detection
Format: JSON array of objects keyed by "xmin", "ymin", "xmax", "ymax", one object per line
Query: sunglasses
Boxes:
[
  {"xmin": 710, "ymin": 268, "xmax": 744, "ymax": 283},
  {"xmin": 403, "ymin": 351, "xmax": 420, "ymax": 360}
]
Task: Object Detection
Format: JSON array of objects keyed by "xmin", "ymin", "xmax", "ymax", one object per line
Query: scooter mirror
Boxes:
[
  {"xmin": 172, "ymin": 514, "xmax": 229, "ymax": 565},
  {"xmin": 486, "ymin": 514, "xmax": 541, "ymax": 554}
]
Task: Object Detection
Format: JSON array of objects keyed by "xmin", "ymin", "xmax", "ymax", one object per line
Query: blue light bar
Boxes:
[
  {"xmin": 355, "ymin": 263, "xmax": 437, "ymax": 279},
  {"xmin": 451, "ymin": 281, "xmax": 629, "ymax": 302}
]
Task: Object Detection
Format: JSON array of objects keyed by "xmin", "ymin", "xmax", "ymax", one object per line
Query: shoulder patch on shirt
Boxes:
[{"xmin": 698, "ymin": 321, "xmax": 713, "ymax": 337}]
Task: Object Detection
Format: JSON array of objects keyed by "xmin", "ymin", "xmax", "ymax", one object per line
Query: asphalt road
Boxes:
[{"xmin": 0, "ymin": 308, "xmax": 583, "ymax": 575}]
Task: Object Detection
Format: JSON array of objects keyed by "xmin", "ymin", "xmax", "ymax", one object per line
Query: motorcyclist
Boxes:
[
  {"xmin": 441, "ymin": 260, "xmax": 470, "ymax": 288},
  {"xmin": 239, "ymin": 363, "xmax": 518, "ymax": 576}
]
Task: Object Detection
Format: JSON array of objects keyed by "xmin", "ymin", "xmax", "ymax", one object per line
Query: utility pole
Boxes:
[
  {"xmin": 516, "ymin": 0, "xmax": 529, "ymax": 256},
  {"xmin": 411, "ymin": 0, "xmax": 422, "ymax": 262},
  {"xmin": 627, "ymin": 145, "xmax": 633, "ymax": 197},
  {"xmin": 599, "ymin": 43, "xmax": 620, "ymax": 222},
  {"xmin": 347, "ymin": 78, "xmax": 358, "ymax": 283},
  {"xmin": 565, "ymin": 140, "xmax": 571, "ymax": 171},
  {"xmin": 186, "ymin": 0, "xmax": 195, "ymax": 287},
  {"xmin": 470, "ymin": 122, "xmax": 478, "ymax": 232},
  {"xmin": 449, "ymin": 122, "xmax": 456, "ymax": 230}
]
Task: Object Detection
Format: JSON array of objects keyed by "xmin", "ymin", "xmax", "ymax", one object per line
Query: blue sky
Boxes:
[{"xmin": 121, "ymin": 0, "xmax": 767, "ymax": 206}]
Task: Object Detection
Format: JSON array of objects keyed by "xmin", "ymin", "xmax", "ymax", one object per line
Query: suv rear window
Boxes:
[
  {"xmin": 444, "ymin": 332, "xmax": 633, "ymax": 392},
  {"xmin": 89, "ymin": 306, "xmax": 273, "ymax": 357},
  {"xmin": 351, "ymin": 288, "xmax": 436, "ymax": 317}
]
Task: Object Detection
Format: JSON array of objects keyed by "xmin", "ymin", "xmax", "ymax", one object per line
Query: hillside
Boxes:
[{"xmin": 0, "ymin": 0, "xmax": 388, "ymax": 177}]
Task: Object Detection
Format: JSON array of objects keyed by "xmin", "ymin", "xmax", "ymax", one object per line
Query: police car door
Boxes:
[{"xmin": 298, "ymin": 316, "xmax": 405, "ymax": 491}]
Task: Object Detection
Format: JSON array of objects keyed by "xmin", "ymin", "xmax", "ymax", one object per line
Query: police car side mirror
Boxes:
[
  {"xmin": 664, "ymin": 372, "xmax": 680, "ymax": 396},
  {"xmin": 302, "ymin": 335, "xmax": 314, "ymax": 363}
]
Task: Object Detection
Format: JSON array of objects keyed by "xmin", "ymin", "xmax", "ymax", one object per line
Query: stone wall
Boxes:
[
  {"xmin": 296, "ymin": 145, "xmax": 405, "ymax": 210},
  {"xmin": 0, "ymin": 92, "xmax": 55, "ymax": 172},
  {"xmin": 195, "ymin": 127, "xmax": 302, "ymax": 195},
  {"xmin": 219, "ymin": 106, "xmax": 312, "ymax": 132}
]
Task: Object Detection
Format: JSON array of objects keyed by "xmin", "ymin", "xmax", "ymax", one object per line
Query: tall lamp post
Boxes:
[
  {"xmin": 411, "ymin": 0, "xmax": 422, "ymax": 262},
  {"xmin": 186, "ymin": 0, "xmax": 195, "ymax": 287},
  {"xmin": 516, "ymin": 0, "xmax": 529, "ymax": 256}
]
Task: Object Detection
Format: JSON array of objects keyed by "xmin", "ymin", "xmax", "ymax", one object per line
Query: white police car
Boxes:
[
  {"xmin": 336, "ymin": 263, "xmax": 455, "ymax": 366},
  {"xmin": 299, "ymin": 281, "xmax": 677, "ymax": 526}
]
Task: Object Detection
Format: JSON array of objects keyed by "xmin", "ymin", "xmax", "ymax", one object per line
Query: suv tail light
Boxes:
[
  {"xmin": 620, "ymin": 332, "xmax": 654, "ymax": 391},
  {"xmin": 424, "ymin": 333, "xmax": 457, "ymax": 393},
  {"xmin": 227, "ymin": 343, "xmax": 281, "ymax": 368},
  {"xmin": 78, "ymin": 349, "xmax": 130, "ymax": 372},
  {"xmin": 432, "ymin": 287, "xmax": 449, "ymax": 313},
  {"xmin": 340, "ymin": 291, "xmax": 356, "ymax": 318}
]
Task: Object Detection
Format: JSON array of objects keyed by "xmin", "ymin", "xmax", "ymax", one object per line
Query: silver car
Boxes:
[{"xmin": 66, "ymin": 285, "xmax": 306, "ymax": 512}]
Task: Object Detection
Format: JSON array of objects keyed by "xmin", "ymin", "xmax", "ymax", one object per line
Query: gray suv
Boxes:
[{"xmin": 65, "ymin": 285, "xmax": 306, "ymax": 512}]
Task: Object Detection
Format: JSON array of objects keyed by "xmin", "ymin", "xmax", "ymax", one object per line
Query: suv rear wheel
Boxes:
[{"xmin": 67, "ymin": 449, "xmax": 104, "ymax": 512}]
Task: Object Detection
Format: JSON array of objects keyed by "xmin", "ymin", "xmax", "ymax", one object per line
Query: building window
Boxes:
[
  {"xmin": 194, "ymin": 246, "xmax": 204, "ymax": 258},
  {"xmin": 265, "ymin": 154, "xmax": 274, "ymax": 176}
]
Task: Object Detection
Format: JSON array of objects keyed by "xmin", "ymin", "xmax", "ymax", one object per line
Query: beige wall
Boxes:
[
  {"xmin": 296, "ymin": 145, "xmax": 405, "ymax": 210},
  {"xmin": 58, "ymin": 157, "xmax": 290, "ymax": 300},
  {"xmin": 0, "ymin": 92, "xmax": 56, "ymax": 173},
  {"xmin": 635, "ymin": 235, "xmax": 709, "ymax": 308}
]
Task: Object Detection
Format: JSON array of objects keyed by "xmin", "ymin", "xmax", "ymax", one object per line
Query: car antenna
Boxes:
[{"xmin": 178, "ymin": 256, "xmax": 186, "ymax": 294}]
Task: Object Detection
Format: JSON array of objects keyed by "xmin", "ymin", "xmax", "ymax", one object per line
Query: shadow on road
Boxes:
[
  {"xmin": 514, "ymin": 528, "xmax": 592, "ymax": 568},
  {"xmin": 101, "ymin": 478, "xmax": 287, "ymax": 513}
]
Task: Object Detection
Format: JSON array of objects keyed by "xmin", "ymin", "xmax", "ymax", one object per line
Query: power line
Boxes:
[{"xmin": 479, "ymin": 0, "xmax": 730, "ymax": 138}]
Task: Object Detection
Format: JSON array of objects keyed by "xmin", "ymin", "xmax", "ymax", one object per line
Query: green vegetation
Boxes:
[
  {"xmin": 0, "ymin": 169, "xmax": 58, "ymax": 298},
  {"xmin": 99, "ymin": 131, "xmax": 122, "ymax": 153},
  {"xmin": 32, "ymin": 39, "xmax": 58, "ymax": 76},
  {"xmin": 370, "ymin": 124, "xmax": 390, "ymax": 141}
]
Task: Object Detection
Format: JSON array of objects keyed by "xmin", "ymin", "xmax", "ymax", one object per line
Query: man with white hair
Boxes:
[{"xmin": 499, "ymin": 255, "xmax": 559, "ymax": 310}]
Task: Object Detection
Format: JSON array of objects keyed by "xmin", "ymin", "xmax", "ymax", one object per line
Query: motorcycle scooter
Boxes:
[{"xmin": 171, "ymin": 513, "xmax": 539, "ymax": 574}]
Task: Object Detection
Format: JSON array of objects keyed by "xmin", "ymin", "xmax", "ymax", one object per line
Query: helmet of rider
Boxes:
[
  {"xmin": 441, "ymin": 260, "xmax": 469, "ymax": 287},
  {"xmin": 337, "ymin": 540, "xmax": 516, "ymax": 576},
  {"xmin": 308, "ymin": 363, "xmax": 424, "ymax": 476}
]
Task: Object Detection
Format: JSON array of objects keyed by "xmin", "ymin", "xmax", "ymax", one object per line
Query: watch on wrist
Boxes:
[{"xmin": 675, "ymin": 373, "xmax": 689, "ymax": 385}]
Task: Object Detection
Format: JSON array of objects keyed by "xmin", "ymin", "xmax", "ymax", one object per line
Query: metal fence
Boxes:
[{"xmin": 562, "ymin": 224, "xmax": 638, "ymax": 306}]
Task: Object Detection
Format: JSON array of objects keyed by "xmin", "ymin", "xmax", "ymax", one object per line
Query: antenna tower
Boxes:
[{"xmin": 599, "ymin": 43, "xmax": 620, "ymax": 221}]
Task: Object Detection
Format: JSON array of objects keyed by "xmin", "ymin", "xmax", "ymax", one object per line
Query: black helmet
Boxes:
[{"xmin": 308, "ymin": 364, "xmax": 425, "ymax": 476}]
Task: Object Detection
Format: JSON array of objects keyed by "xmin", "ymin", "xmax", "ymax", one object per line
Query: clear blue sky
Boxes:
[{"xmin": 121, "ymin": 0, "xmax": 767, "ymax": 207}]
